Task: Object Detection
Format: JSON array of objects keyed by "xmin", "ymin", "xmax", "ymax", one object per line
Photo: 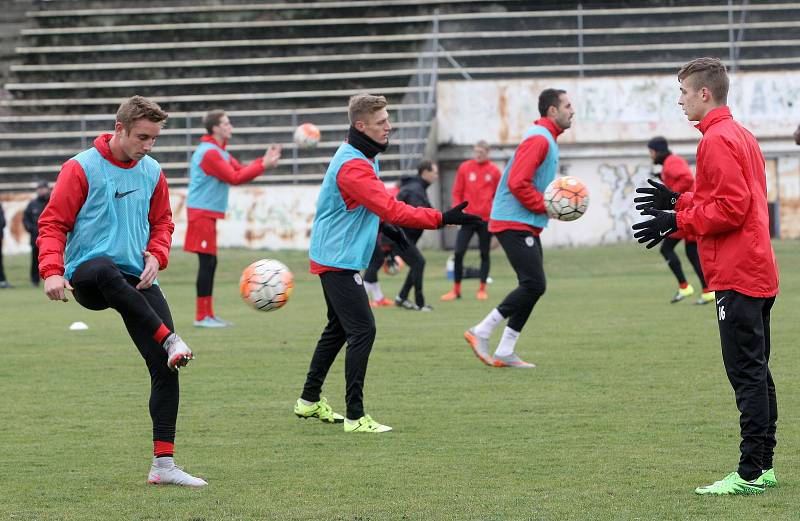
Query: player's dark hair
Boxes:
[
  {"xmin": 538, "ymin": 89, "xmax": 566, "ymax": 117},
  {"xmin": 116, "ymin": 96, "xmax": 168, "ymax": 132},
  {"xmin": 417, "ymin": 159, "xmax": 435, "ymax": 176},
  {"xmin": 678, "ymin": 57, "xmax": 729, "ymax": 105},
  {"xmin": 203, "ymin": 109, "xmax": 227, "ymax": 134}
]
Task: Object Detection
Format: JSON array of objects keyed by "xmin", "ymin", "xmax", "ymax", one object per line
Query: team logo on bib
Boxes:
[
  {"xmin": 353, "ymin": 273, "xmax": 363, "ymax": 285},
  {"xmin": 469, "ymin": 172, "xmax": 477, "ymax": 182},
  {"xmin": 525, "ymin": 236, "xmax": 535, "ymax": 247},
  {"xmin": 485, "ymin": 174, "xmax": 492, "ymax": 182}
]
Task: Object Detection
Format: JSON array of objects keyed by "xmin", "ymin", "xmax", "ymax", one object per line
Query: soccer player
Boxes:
[
  {"xmin": 295, "ymin": 93, "xmax": 480, "ymax": 432},
  {"xmin": 464, "ymin": 89, "xmax": 574, "ymax": 369},
  {"xmin": 22, "ymin": 181, "xmax": 51, "ymax": 287},
  {"xmin": 394, "ymin": 159, "xmax": 439, "ymax": 311},
  {"xmin": 633, "ymin": 58, "xmax": 779, "ymax": 495},
  {"xmin": 184, "ymin": 109, "xmax": 281, "ymax": 328},
  {"xmin": 441, "ymin": 140, "xmax": 501, "ymax": 301},
  {"xmin": 643, "ymin": 136, "xmax": 712, "ymax": 304},
  {"xmin": 37, "ymin": 96, "xmax": 206, "ymax": 488}
]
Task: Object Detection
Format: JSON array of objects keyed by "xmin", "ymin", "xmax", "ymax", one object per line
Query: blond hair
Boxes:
[
  {"xmin": 678, "ymin": 57, "xmax": 729, "ymax": 105},
  {"xmin": 348, "ymin": 93, "xmax": 388, "ymax": 125},
  {"xmin": 116, "ymin": 95, "xmax": 168, "ymax": 132}
]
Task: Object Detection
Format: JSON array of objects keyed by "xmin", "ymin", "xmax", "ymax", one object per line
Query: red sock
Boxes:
[
  {"xmin": 154, "ymin": 440, "xmax": 174, "ymax": 458},
  {"xmin": 453, "ymin": 281, "xmax": 461, "ymax": 295},
  {"xmin": 196, "ymin": 296, "xmax": 212, "ymax": 321},
  {"xmin": 479, "ymin": 282, "xmax": 487, "ymax": 292},
  {"xmin": 153, "ymin": 324, "xmax": 171, "ymax": 345},
  {"xmin": 679, "ymin": 282, "xmax": 689, "ymax": 289}
]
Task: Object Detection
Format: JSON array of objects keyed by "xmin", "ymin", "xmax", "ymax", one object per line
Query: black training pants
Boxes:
[
  {"xmin": 70, "ymin": 256, "xmax": 179, "ymax": 443},
  {"xmin": 30, "ymin": 243, "xmax": 40, "ymax": 285},
  {"xmin": 715, "ymin": 290, "xmax": 777, "ymax": 480},
  {"xmin": 302, "ymin": 270, "xmax": 376, "ymax": 420},
  {"xmin": 196, "ymin": 252, "xmax": 217, "ymax": 297},
  {"xmin": 659, "ymin": 238, "xmax": 706, "ymax": 289},
  {"xmin": 453, "ymin": 220, "xmax": 492, "ymax": 283},
  {"xmin": 495, "ymin": 230, "xmax": 546, "ymax": 332}
]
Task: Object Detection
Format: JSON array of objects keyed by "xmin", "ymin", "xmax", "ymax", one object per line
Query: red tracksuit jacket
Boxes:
[
  {"xmin": 661, "ymin": 153, "xmax": 694, "ymax": 242},
  {"xmin": 451, "ymin": 158, "xmax": 501, "ymax": 222},
  {"xmin": 675, "ymin": 106, "xmax": 778, "ymax": 298}
]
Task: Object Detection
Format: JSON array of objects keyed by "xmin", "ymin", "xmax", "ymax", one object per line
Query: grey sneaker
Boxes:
[
  {"xmin": 464, "ymin": 328, "xmax": 493, "ymax": 366},
  {"xmin": 163, "ymin": 333, "xmax": 194, "ymax": 372},
  {"xmin": 147, "ymin": 458, "xmax": 207, "ymax": 488},
  {"xmin": 193, "ymin": 316, "xmax": 227, "ymax": 328},
  {"xmin": 395, "ymin": 297, "xmax": 417, "ymax": 310},
  {"xmin": 492, "ymin": 353, "xmax": 536, "ymax": 368}
]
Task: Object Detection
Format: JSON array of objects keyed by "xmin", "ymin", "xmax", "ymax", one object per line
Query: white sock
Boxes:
[
  {"xmin": 364, "ymin": 281, "xmax": 383, "ymax": 301},
  {"xmin": 473, "ymin": 308, "xmax": 504, "ymax": 338},
  {"xmin": 153, "ymin": 456, "xmax": 175, "ymax": 468},
  {"xmin": 494, "ymin": 327, "xmax": 520, "ymax": 357},
  {"xmin": 299, "ymin": 398, "xmax": 314, "ymax": 406}
]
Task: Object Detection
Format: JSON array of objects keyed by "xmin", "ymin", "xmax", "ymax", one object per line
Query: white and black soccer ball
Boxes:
[
  {"xmin": 544, "ymin": 176, "xmax": 589, "ymax": 222},
  {"xmin": 239, "ymin": 259, "xmax": 294, "ymax": 312}
]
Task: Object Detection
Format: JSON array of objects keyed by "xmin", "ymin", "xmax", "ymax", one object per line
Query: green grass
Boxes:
[{"xmin": 1, "ymin": 242, "xmax": 799, "ymax": 520}]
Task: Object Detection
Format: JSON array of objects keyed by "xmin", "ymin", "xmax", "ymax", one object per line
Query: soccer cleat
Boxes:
[
  {"xmin": 294, "ymin": 397, "xmax": 344, "ymax": 423},
  {"xmin": 162, "ymin": 333, "xmax": 194, "ymax": 372},
  {"xmin": 492, "ymin": 353, "xmax": 536, "ymax": 368},
  {"xmin": 694, "ymin": 472, "xmax": 765, "ymax": 495},
  {"xmin": 395, "ymin": 297, "xmax": 417, "ymax": 310},
  {"xmin": 670, "ymin": 284, "xmax": 695, "ymax": 303},
  {"xmin": 476, "ymin": 289, "xmax": 489, "ymax": 300},
  {"xmin": 464, "ymin": 328, "xmax": 493, "ymax": 366},
  {"xmin": 417, "ymin": 304, "xmax": 433, "ymax": 312},
  {"xmin": 147, "ymin": 459, "xmax": 207, "ymax": 488},
  {"xmin": 757, "ymin": 468, "xmax": 777, "ymax": 488},
  {"xmin": 370, "ymin": 297, "xmax": 394, "ymax": 308},
  {"xmin": 440, "ymin": 290, "xmax": 461, "ymax": 301},
  {"xmin": 193, "ymin": 316, "xmax": 227, "ymax": 328},
  {"xmin": 343, "ymin": 414, "xmax": 392, "ymax": 433},
  {"xmin": 696, "ymin": 291, "xmax": 715, "ymax": 305}
]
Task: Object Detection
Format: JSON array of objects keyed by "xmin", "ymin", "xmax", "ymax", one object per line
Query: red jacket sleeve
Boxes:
[
  {"xmin": 146, "ymin": 172, "xmax": 175, "ymax": 270},
  {"xmin": 662, "ymin": 156, "xmax": 694, "ymax": 193},
  {"xmin": 36, "ymin": 159, "xmax": 89, "ymax": 279},
  {"xmin": 337, "ymin": 159, "xmax": 442, "ymax": 229},
  {"xmin": 676, "ymin": 135, "xmax": 751, "ymax": 236},
  {"xmin": 507, "ymin": 135, "xmax": 549, "ymax": 214},
  {"xmin": 200, "ymin": 148, "xmax": 264, "ymax": 186},
  {"xmin": 451, "ymin": 163, "xmax": 466, "ymax": 207}
]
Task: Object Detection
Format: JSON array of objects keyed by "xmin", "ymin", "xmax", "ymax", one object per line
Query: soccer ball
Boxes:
[
  {"xmin": 239, "ymin": 259, "xmax": 294, "ymax": 312},
  {"xmin": 293, "ymin": 123, "xmax": 320, "ymax": 149},
  {"xmin": 544, "ymin": 176, "xmax": 589, "ymax": 221}
]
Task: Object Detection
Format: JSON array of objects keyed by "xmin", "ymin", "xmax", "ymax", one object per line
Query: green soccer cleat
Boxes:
[
  {"xmin": 757, "ymin": 468, "xmax": 777, "ymax": 488},
  {"xmin": 694, "ymin": 472, "xmax": 765, "ymax": 495},
  {"xmin": 670, "ymin": 284, "xmax": 695, "ymax": 303},
  {"xmin": 294, "ymin": 397, "xmax": 344, "ymax": 424},
  {"xmin": 696, "ymin": 291, "xmax": 715, "ymax": 305},
  {"xmin": 343, "ymin": 414, "xmax": 392, "ymax": 433}
]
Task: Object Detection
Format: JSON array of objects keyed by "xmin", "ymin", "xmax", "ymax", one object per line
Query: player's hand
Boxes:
[
  {"xmin": 263, "ymin": 144, "xmax": 282, "ymax": 169},
  {"xmin": 136, "ymin": 251, "xmax": 160, "ymax": 290},
  {"xmin": 380, "ymin": 223, "xmax": 410, "ymax": 251},
  {"xmin": 631, "ymin": 208, "xmax": 678, "ymax": 249},
  {"xmin": 441, "ymin": 201, "xmax": 482, "ymax": 227},
  {"xmin": 634, "ymin": 179, "xmax": 679, "ymax": 212},
  {"xmin": 44, "ymin": 274, "xmax": 72, "ymax": 302}
]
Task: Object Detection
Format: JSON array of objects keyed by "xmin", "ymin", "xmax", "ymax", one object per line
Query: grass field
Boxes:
[{"xmin": 1, "ymin": 241, "xmax": 798, "ymax": 521}]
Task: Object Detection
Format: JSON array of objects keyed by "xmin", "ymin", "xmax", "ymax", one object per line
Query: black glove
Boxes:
[
  {"xmin": 441, "ymin": 201, "xmax": 482, "ymax": 227},
  {"xmin": 379, "ymin": 222, "xmax": 410, "ymax": 251},
  {"xmin": 634, "ymin": 179, "xmax": 679, "ymax": 212},
  {"xmin": 631, "ymin": 209, "xmax": 678, "ymax": 249}
]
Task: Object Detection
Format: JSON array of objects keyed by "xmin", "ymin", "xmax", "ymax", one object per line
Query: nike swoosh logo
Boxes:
[
  {"xmin": 115, "ymin": 189, "xmax": 139, "ymax": 199},
  {"xmin": 717, "ymin": 297, "xmax": 725, "ymax": 304},
  {"xmin": 659, "ymin": 229, "xmax": 670, "ymax": 237}
]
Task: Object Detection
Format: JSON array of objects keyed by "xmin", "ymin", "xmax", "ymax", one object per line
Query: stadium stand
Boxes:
[{"xmin": 3, "ymin": 0, "xmax": 800, "ymax": 190}]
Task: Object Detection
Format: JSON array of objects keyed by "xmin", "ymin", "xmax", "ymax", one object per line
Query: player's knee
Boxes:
[{"xmin": 521, "ymin": 278, "xmax": 546, "ymax": 298}]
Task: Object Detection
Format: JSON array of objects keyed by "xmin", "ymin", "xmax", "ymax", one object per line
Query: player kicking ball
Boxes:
[
  {"xmin": 37, "ymin": 96, "xmax": 205, "ymax": 487},
  {"xmin": 633, "ymin": 58, "xmax": 779, "ymax": 495}
]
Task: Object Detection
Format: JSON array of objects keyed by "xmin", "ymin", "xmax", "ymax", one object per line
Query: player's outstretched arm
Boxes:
[{"xmin": 441, "ymin": 202, "xmax": 482, "ymax": 227}]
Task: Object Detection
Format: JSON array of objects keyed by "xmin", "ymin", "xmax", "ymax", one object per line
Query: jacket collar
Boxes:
[
  {"xmin": 94, "ymin": 133, "xmax": 138, "ymax": 169},
  {"xmin": 202, "ymin": 134, "xmax": 227, "ymax": 149},
  {"xmin": 534, "ymin": 117, "xmax": 564, "ymax": 140},
  {"xmin": 695, "ymin": 106, "xmax": 732, "ymax": 135}
]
